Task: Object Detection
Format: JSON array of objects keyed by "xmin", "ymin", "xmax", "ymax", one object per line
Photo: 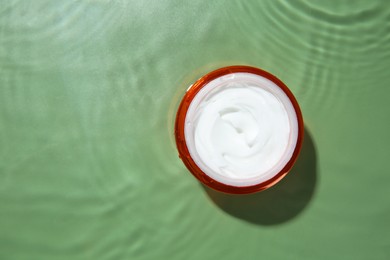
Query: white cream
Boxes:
[{"xmin": 184, "ymin": 73, "xmax": 298, "ymax": 187}]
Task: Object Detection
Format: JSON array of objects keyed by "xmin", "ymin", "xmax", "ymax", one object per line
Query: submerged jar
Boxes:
[{"xmin": 175, "ymin": 66, "xmax": 303, "ymax": 194}]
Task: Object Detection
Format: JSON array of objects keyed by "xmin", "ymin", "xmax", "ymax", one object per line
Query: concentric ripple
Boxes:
[{"xmin": 1, "ymin": 1, "xmax": 390, "ymax": 259}]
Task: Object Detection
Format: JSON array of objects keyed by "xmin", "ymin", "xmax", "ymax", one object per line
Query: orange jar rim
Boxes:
[{"xmin": 174, "ymin": 65, "xmax": 304, "ymax": 194}]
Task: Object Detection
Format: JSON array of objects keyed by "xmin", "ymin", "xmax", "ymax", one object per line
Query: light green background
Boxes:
[{"xmin": 1, "ymin": 1, "xmax": 389, "ymax": 259}]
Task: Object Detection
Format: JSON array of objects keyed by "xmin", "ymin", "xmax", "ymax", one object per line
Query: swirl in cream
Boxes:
[{"xmin": 184, "ymin": 73, "xmax": 298, "ymax": 187}]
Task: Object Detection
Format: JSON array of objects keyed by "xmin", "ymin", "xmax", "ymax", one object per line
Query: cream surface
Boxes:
[{"xmin": 184, "ymin": 73, "xmax": 298, "ymax": 187}]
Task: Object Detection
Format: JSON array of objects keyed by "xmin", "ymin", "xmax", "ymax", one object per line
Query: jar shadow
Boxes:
[{"xmin": 202, "ymin": 127, "xmax": 317, "ymax": 225}]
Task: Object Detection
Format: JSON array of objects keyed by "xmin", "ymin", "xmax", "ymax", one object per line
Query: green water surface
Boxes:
[{"xmin": 1, "ymin": 1, "xmax": 390, "ymax": 259}]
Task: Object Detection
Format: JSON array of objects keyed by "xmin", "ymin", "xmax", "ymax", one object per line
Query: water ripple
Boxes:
[
  {"xmin": 1, "ymin": 1, "xmax": 389, "ymax": 259},
  {"xmin": 0, "ymin": 1, "xmax": 123, "ymax": 68},
  {"xmin": 231, "ymin": 0, "xmax": 390, "ymax": 113}
]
